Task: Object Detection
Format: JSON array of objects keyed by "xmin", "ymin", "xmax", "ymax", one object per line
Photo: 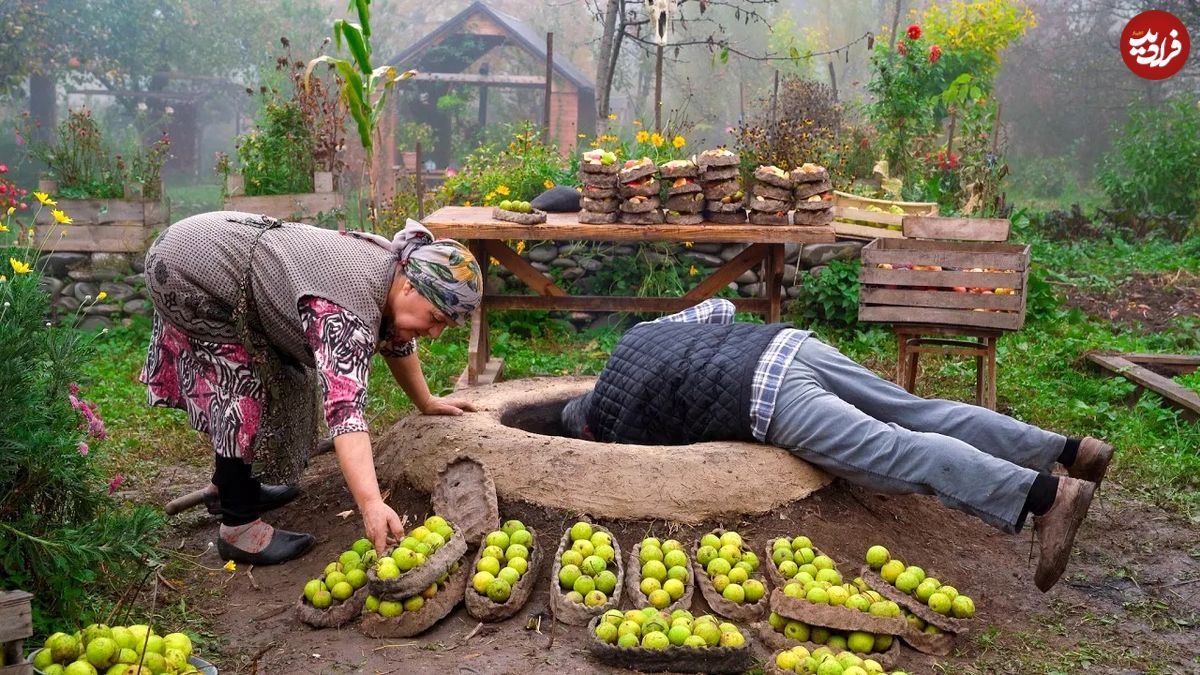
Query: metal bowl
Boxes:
[{"xmin": 27, "ymin": 648, "xmax": 218, "ymax": 674}]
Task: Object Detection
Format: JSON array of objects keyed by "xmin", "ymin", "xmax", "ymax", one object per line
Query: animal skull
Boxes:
[{"xmin": 646, "ymin": 0, "xmax": 675, "ymax": 45}]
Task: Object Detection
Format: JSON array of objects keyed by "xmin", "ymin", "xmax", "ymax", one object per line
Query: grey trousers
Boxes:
[{"xmin": 766, "ymin": 338, "xmax": 1066, "ymax": 533}]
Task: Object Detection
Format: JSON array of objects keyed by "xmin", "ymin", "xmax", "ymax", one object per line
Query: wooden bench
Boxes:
[{"xmin": 0, "ymin": 591, "xmax": 32, "ymax": 675}]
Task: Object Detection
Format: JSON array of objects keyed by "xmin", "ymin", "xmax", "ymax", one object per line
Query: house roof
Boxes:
[{"xmin": 388, "ymin": 1, "xmax": 595, "ymax": 93}]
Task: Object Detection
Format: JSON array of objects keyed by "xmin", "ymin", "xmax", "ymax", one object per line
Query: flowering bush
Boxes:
[
  {"xmin": 0, "ymin": 194, "xmax": 161, "ymax": 631},
  {"xmin": 734, "ymin": 77, "xmax": 844, "ymax": 180},
  {"xmin": 439, "ymin": 122, "xmax": 574, "ymax": 205},
  {"xmin": 866, "ymin": 24, "xmax": 945, "ymax": 186}
]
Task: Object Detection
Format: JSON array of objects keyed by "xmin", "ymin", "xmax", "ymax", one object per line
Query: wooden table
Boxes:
[{"xmin": 423, "ymin": 206, "xmax": 835, "ymax": 387}]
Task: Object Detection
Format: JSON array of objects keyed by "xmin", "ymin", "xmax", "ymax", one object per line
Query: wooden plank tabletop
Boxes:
[{"xmin": 423, "ymin": 206, "xmax": 835, "ymax": 244}]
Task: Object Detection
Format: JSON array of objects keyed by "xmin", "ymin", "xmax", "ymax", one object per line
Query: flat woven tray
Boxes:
[
  {"xmin": 549, "ymin": 525, "xmax": 624, "ymax": 625},
  {"xmin": 294, "ymin": 582, "xmax": 368, "ymax": 628},
  {"xmin": 769, "ymin": 589, "xmax": 907, "ymax": 635},
  {"xmin": 860, "ymin": 566, "xmax": 974, "ymax": 634},
  {"xmin": 359, "ymin": 559, "xmax": 470, "ymax": 638},
  {"xmin": 464, "ymin": 527, "xmax": 545, "ymax": 622},
  {"xmin": 691, "ymin": 530, "xmax": 769, "ymax": 623},
  {"xmin": 492, "ymin": 207, "xmax": 547, "ymax": 224},
  {"xmin": 366, "ymin": 523, "xmax": 467, "ymax": 599},
  {"xmin": 623, "ymin": 542, "xmax": 695, "ymax": 613}
]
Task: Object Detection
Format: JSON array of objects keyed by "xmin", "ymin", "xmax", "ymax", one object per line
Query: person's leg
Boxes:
[
  {"xmin": 767, "ymin": 353, "xmax": 1043, "ymax": 534},
  {"xmin": 794, "ymin": 338, "xmax": 1066, "ymax": 473}
]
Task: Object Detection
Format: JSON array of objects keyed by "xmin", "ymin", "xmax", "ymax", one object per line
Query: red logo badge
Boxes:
[{"xmin": 1121, "ymin": 10, "xmax": 1190, "ymax": 80}]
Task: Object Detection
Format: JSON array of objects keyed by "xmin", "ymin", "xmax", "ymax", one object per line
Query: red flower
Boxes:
[
  {"xmin": 896, "ymin": 41, "xmax": 908, "ymax": 56},
  {"xmin": 929, "ymin": 44, "xmax": 942, "ymax": 64},
  {"xmin": 949, "ymin": 153, "xmax": 959, "ymax": 169},
  {"xmin": 0, "ymin": 164, "xmax": 7, "ymax": 173},
  {"xmin": 108, "ymin": 474, "xmax": 124, "ymax": 495},
  {"xmin": 907, "ymin": 24, "xmax": 922, "ymax": 40}
]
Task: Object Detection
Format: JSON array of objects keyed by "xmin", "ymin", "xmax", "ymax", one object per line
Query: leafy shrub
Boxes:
[
  {"xmin": 440, "ymin": 122, "xmax": 573, "ymax": 205},
  {"xmin": 0, "ymin": 208, "xmax": 161, "ymax": 632},
  {"xmin": 1097, "ymin": 96, "xmax": 1200, "ymax": 224},
  {"xmin": 792, "ymin": 259, "xmax": 861, "ymax": 328},
  {"xmin": 734, "ymin": 77, "xmax": 841, "ymax": 173}
]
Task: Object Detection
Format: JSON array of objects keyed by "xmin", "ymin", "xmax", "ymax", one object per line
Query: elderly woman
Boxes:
[{"xmin": 139, "ymin": 211, "xmax": 480, "ymax": 566}]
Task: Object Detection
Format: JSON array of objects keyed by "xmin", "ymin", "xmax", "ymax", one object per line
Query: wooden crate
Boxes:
[
  {"xmin": 858, "ymin": 238, "xmax": 1031, "ymax": 331},
  {"xmin": 831, "ymin": 192, "xmax": 938, "ymax": 241},
  {"xmin": 0, "ymin": 591, "xmax": 32, "ymax": 675},
  {"xmin": 31, "ymin": 199, "xmax": 167, "ymax": 253}
]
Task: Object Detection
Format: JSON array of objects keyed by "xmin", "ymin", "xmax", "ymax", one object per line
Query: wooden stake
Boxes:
[
  {"xmin": 947, "ymin": 109, "xmax": 956, "ymax": 159},
  {"xmin": 415, "ymin": 142, "xmax": 425, "ymax": 220},
  {"xmin": 544, "ymin": 33, "xmax": 554, "ymax": 143},
  {"xmin": 827, "ymin": 60, "xmax": 838, "ymax": 101},
  {"xmin": 655, "ymin": 43, "xmax": 665, "ymax": 133}
]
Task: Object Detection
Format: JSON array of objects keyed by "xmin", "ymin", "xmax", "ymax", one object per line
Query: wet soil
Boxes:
[
  {"xmin": 148, "ymin": 452, "xmax": 1200, "ymax": 675},
  {"xmin": 1062, "ymin": 270, "xmax": 1200, "ymax": 334}
]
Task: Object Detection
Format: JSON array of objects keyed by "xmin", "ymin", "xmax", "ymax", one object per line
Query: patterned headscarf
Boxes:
[{"xmin": 351, "ymin": 220, "xmax": 481, "ymax": 325}]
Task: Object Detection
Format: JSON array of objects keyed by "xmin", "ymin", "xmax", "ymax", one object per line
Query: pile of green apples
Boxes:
[
  {"xmin": 374, "ymin": 515, "xmax": 455, "ymax": 581},
  {"xmin": 302, "ymin": 538, "xmax": 374, "ymax": 609},
  {"xmin": 498, "ymin": 200, "xmax": 534, "ymax": 214},
  {"xmin": 31, "ymin": 624, "xmax": 196, "ymax": 675},
  {"xmin": 558, "ymin": 521, "xmax": 619, "ymax": 607},
  {"xmin": 766, "ymin": 612, "xmax": 895, "ymax": 655},
  {"xmin": 774, "ymin": 645, "xmax": 910, "ymax": 675},
  {"xmin": 635, "ymin": 537, "xmax": 689, "ymax": 609},
  {"xmin": 362, "ymin": 561, "xmax": 462, "ymax": 617},
  {"xmin": 593, "ymin": 608, "xmax": 746, "ymax": 649},
  {"xmin": 695, "ymin": 531, "xmax": 766, "ymax": 604},
  {"xmin": 865, "ymin": 546, "xmax": 975, "ymax": 619},
  {"xmin": 471, "ymin": 519, "xmax": 535, "ymax": 604}
]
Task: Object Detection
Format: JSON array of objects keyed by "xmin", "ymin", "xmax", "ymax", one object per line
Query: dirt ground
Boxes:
[
  {"xmin": 149, "ymin": 450, "xmax": 1200, "ymax": 675},
  {"xmin": 1062, "ymin": 270, "xmax": 1200, "ymax": 333}
]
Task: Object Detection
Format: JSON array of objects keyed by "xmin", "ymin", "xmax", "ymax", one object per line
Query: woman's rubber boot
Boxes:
[{"xmin": 218, "ymin": 529, "xmax": 315, "ymax": 566}]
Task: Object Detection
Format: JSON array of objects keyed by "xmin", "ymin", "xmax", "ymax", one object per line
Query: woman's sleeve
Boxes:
[
  {"xmin": 298, "ymin": 296, "xmax": 374, "ymax": 436},
  {"xmin": 650, "ymin": 298, "xmax": 736, "ymax": 325}
]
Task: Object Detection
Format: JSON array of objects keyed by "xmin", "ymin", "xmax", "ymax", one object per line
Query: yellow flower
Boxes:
[
  {"xmin": 51, "ymin": 209, "xmax": 73, "ymax": 224},
  {"xmin": 608, "ymin": 113, "xmax": 617, "ymax": 121},
  {"xmin": 6, "ymin": 207, "xmax": 14, "ymax": 215},
  {"xmin": 97, "ymin": 291, "xmax": 108, "ymax": 301},
  {"xmin": 633, "ymin": 119, "xmax": 642, "ymax": 127},
  {"xmin": 515, "ymin": 240, "xmax": 526, "ymax": 255},
  {"xmin": 543, "ymin": 179, "xmax": 555, "ymax": 189},
  {"xmin": 0, "ymin": 275, "xmax": 6, "ymax": 283},
  {"xmin": 0, "ymin": 223, "xmax": 8, "ymax": 233},
  {"xmin": 463, "ymin": 200, "xmax": 472, "ymax": 207},
  {"xmin": 578, "ymin": 132, "xmax": 588, "ymax": 138},
  {"xmin": 672, "ymin": 135, "xmax": 686, "ymax": 149},
  {"xmin": 496, "ymin": 185, "xmax": 511, "ymax": 196},
  {"xmin": 10, "ymin": 257, "xmax": 31, "ymax": 274},
  {"xmin": 33, "ymin": 191, "xmax": 56, "ymax": 206},
  {"xmin": 636, "ymin": 130, "xmax": 650, "ymax": 144},
  {"xmin": 489, "ymin": 256, "xmax": 501, "ymax": 267},
  {"xmin": 651, "ymin": 133, "xmax": 664, "ymax": 147},
  {"xmin": 683, "ymin": 241, "xmax": 693, "ymax": 248},
  {"xmin": 689, "ymin": 265, "xmax": 698, "ymax": 276},
  {"xmin": 223, "ymin": 560, "xmax": 237, "ymax": 572},
  {"xmin": 485, "ymin": 192, "xmax": 496, "ymax": 202}
]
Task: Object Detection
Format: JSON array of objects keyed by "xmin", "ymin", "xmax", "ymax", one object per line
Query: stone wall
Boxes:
[
  {"xmin": 38, "ymin": 251, "xmax": 149, "ymax": 330},
  {"xmin": 492, "ymin": 239, "xmax": 865, "ymax": 310}
]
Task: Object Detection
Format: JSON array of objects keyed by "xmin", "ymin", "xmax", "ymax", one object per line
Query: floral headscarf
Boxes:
[{"xmin": 351, "ymin": 220, "xmax": 481, "ymax": 325}]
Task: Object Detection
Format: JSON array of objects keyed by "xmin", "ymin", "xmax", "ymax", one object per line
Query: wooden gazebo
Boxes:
[{"xmin": 385, "ymin": 1, "xmax": 596, "ymax": 168}]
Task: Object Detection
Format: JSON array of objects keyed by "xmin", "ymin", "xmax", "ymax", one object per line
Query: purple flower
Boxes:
[
  {"xmin": 108, "ymin": 474, "xmax": 124, "ymax": 495},
  {"xmin": 87, "ymin": 415, "xmax": 108, "ymax": 440},
  {"xmin": 77, "ymin": 441, "xmax": 89, "ymax": 456}
]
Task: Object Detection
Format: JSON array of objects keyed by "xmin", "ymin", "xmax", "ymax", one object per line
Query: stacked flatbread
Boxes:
[
  {"xmin": 660, "ymin": 158, "xmax": 704, "ymax": 225},
  {"xmin": 617, "ymin": 157, "xmax": 664, "ymax": 225},
  {"xmin": 747, "ymin": 165, "xmax": 793, "ymax": 225},
  {"xmin": 577, "ymin": 149, "xmax": 620, "ymax": 224},
  {"xmin": 791, "ymin": 163, "xmax": 834, "ymax": 226},
  {"xmin": 698, "ymin": 148, "xmax": 746, "ymax": 224}
]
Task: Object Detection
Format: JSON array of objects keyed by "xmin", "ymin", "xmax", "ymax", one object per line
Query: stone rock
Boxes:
[
  {"xmin": 485, "ymin": 274, "xmax": 506, "ymax": 292},
  {"xmin": 740, "ymin": 283, "xmax": 765, "ymax": 297},
  {"xmin": 131, "ymin": 253, "xmax": 146, "ymax": 273},
  {"xmin": 720, "ymin": 244, "xmax": 748, "ymax": 262},
  {"xmin": 61, "ymin": 283, "xmax": 76, "ymax": 299},
  {"xmin": 77, "ymin": 315, "xmax": 113, "ymax": 331},
  {"xmin": 691, "ymin": 243, "xmax": 725, "ymax": 254},
  {"xmin": 90, "ymin": 252, "xmax": 132, "ymax": 272},
  {"xmin": 784, "ymin": 243, "xmax": 802, "ymax": 264},
  {"xmin": 123, "ymin": 272, "xmax": 146, "ymax": 286},
  {"xmin": 99, "ymin": 282, "xmax": 137, "ymax": 303},
  {"xmin": 688, "ymin": 252, "xmax": 725, "ymax": 267},
  {"xmin": 39, "ymin": 276, "xmax": 65, "ymax": 297},
  {"xmin": 642, "ymin": 251, "xmax": 669, "ymax": 266},
  {"xmin": 736, "ymin": 270, "xmax": 758, "ymax": 285},
  {"xmin": 38, "ymin": 252, "xmax": 89, "ymax": 278},
  {"xmin": 579, "ymin": 258, "xmax": 604, "ymax": 272},
  {"xmin": 528, "ymin": 245, "xmax": 559, "ymax": 264},
  {"xmin": 85, "ymin": 303, "xmax": 120, "ymax": 316},
  {"xmin": 613, "ymin": 245, "xmax": 636, "ymax": 256},
  {"xmin": 558, "ymin": 243, "xmax": 590, "ymax": 257},
  {"xmin": 810, "ymin": 265, "xmax": 828, "ymax": 278},
  {"xmin": 799, "ymin": 242, "xmax": 864, "ymax": 268},
  {"xmin": 727, "ymin": 282, "xmax": 740, "ymax": 293},
  {"xmin": 560, "ymin": 268, "xmax": 586, "ymax": 281},
  {"xmin": 550, "ymin": 257, "xmax": 578, "ymax": 268},
  {"xmin": 54, "ymin": 296, "xmax": 81, "ymax": 312},
  {"xmin": 568, "ymin": 312, "xmax": 594, "ymax": 323},
  {"xmin": 74, "ymin": 282, "xmax": 100, "ymax": 301},
  {"xmin": 783, "ymin": 264, "xmax": 800, "ymax": 283},
  {"xmin": 68, "ymin": 268, "xmax": 123, "ymax": 282},
  {"xmin": 123, "ymin": 299, "xmax": 149, "ymax": 314},
  {"xmin": 786, "ymin": 286, "xmax": 803, "ymax": 299},
  {"xmin": 530, "ymin": 262, "xmax": 550, "ymax": 273}
]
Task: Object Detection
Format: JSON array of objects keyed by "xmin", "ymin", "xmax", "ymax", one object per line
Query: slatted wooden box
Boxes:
[
  {"xmin": 0, "ymin": 591, "xmax": 32, "ymax": 675},
  {"xmin": 858, "ymin": 238, "xmax": 1031, "ymax": 331},
  {"xmin": 32, "ymin": 199, "xmax": 168, "ymax": 253}
]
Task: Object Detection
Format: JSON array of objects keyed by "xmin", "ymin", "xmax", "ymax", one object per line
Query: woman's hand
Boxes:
[
  {"xmin": 418, "ymin": 396, "xmax": 476, "ymax": 416},
  {"xmin": 361, "ymin": 498, "xmax": 407, "ymax": 555}
]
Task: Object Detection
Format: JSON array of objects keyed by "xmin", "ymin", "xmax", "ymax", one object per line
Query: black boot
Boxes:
[
  {"xmin": 217, "ymin": 528, "xmax": 315, "ymax": 566},
  {"xmin": 204, "ymin": 483, "xmax": 301, "ymax": 516}
]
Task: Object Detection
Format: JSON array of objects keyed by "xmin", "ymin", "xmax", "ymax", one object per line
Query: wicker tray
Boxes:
[
  {"xmin": 623, "ymin": 542, "xmax": 695, "ymax": 613},
  {"xmin": 584, "ymin": 615, "xmax": 752, "ymax": 674},
  {"xmin": 359, "ymin": 559, "xmax": 470, "ymax": 638},
  {"xmin": 692, "ymin": 531, "xmax": 769, "ymax": 623},
  {"xmin": 549, "ymin": 525, "xmax": 624, "ymax": 625},
  {"xmin": 861, "ymin": 567, "xmax": 974, "ymax": 634},
  {"xmin": 492, "ymin": 207, "xmax": 547, "ymax": 224},
  {"xmin": 464, "ymin": 527, "xmax": 545, "ymax": 622}
]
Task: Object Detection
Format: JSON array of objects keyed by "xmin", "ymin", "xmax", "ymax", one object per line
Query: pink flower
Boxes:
[
  {"xmin": 78, "ymin": 441, "xmax": 89, "ymax": 456},
  {"xmin": 444, "ymin": 168, "xmax": 458, "ymax": 177},
  {"xmin": 88, "ymin": 415, "xmax": 108, "ymax": 440},
  {"xmin": 108, "ymin": 474, "xmax": 124, "ymax": 495},
  {"xmin": 0, "ymin": 164, "xmax": 7, "ymax": 173},
  {"xmin": 69, "ymin": 383, "xmax": 80, "ymax": 395},
  {"xmin": 907, "ymin": 24, "xmax": 922, "ymax": 40},
  {"xmin": 896, "ymin": 41, "xmax": 908, "ymax": 56},
  {"xmin": 929, "ymin": 44, "xmax": 942, "ymax": 64}
]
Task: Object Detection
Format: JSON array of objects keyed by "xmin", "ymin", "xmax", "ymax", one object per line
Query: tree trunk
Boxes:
[
  {"xmin": 595, "ymin": 0, "xmax": 623, "ymax": 133},
  {"xmin": 29, "ymin": 72, "xmax": 56, "ymax": 142}
]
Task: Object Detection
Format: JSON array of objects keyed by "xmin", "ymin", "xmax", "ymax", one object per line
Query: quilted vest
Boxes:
[
  {"xmin": 586, "ymin": 321, "xmax": 791, "ymax": 445},
  {"xmin": 144, "ymin": 211, "xmax": 396, "ymax": 366}
]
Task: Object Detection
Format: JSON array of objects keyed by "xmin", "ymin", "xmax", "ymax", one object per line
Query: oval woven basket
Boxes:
[
  {"xmin": 366, "ymin": 522, "xmax": 467, "ymax": 599},
  {"xmin": 623, "ymin": 542, "xmax": 695, "ymax": 614},
  {"xmin": 860, "ymin": 566, "xmax": 974, "ymax": 634},
  {"xmin": 691, "ymin": 530, "xmax": 769, "ymax": 623},
  {"xmin": 294, "ymin": 582, "xmax": 368, "ymax": 628},
  {"xmin": 463, "ymin": 527, "xmax": 544, "ymax": 622},
  {"xmin": 549, "ymin": 525, "xmax": 624, "ymax": 625},
  {"xmin": 584, "ymin": 615, "xmax": 752, "ymax": 674},
  {"xmin": 359, "ymin": 559, "xmax": 470, "ymax": 638}
]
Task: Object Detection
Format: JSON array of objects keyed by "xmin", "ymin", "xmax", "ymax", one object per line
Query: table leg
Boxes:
[
  {"xmin": 985, "ymin": 334, "xmax": 998, "ymax": 410},
  {"xmin": 895, "ymin": 330, "xmax": 907, "ymax": 387},
  {"xmin": 766, "ymin": 243, "xmax": 784, "ymax": 323}
]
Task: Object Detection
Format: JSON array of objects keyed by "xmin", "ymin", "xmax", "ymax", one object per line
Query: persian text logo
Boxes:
[{"xmin": 1121, "ymin": 10, "xmax": 1190, "ymax": 80}]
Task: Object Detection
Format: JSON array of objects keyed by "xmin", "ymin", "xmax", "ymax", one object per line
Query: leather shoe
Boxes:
[
  {"xmin": 218, "ymin": 528, "xmax": 315, "ymax": 566},
  {"xmin": 1033, "ymin": 476, "xmax": 1096, "ymax": 592},
  {"xmin": 1068, "ymin": 437, "xmax": 1113, "ymax": 487},
  {"xmin": 204, "ymin": 484, "xmax": 301, "ymax": 516}
]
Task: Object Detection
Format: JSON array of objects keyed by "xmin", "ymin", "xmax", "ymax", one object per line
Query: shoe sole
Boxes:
[{"xmin": 1035, "ymin": 480, "xmax": 1096, "ymax": 592}]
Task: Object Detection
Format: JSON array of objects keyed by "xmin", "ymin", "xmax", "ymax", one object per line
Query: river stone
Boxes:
[
  {"xmin": 612, "ymin": 245, "xmax": 636, "ymax": 256},
  {"xmin": 691, "ymin": 243, "xmax": 725, "ymax": 254},
  {"xmin": 558, "ymin": 243, "xmax": 590, "ymax": 257},
  {"xmin": 720, "ymin": 244, "xmax": 747, "ymax": 262},
  {"xmin": 123, "ymin": 299, "xmax": 149, "ymax": 314},
  {"xmin": 68, "ymin": 268, "xmax": 123, "ymax": 282},
  {"xmin": 74, "ymin": 282, "xmax": 100, "ymax": 301},
  {"xmin": 688, "ymin": 252, "xmax": 725, "ymax": 267},
  {"xmin": 54, "ymin": 296, "xmax": 81, "ymax": 312},
  {"xmin": 642, "ymin": 251, "xmax": 669, "ymax": 265},
  {"xmin": 530, "ymin": 262, "xmax": 550, "ymax": 273},
  {"xmin": 560, "ymin": 268, "xmax": 586, "ymax": 281},
  {"xmin": 800, "ymin": 242, "xmax": 864, "ymax": 268},
  {"xmin": 528, "ymin": 245, "xmax": 559, "ymax": 264},
  {"xmin": 90, "ymin": 252, "xmax": 132, "ymax": 271},
  {"xmin": 727, "ymin": 282, "xmax": 739, "ymax": 293},
  {"xmin": 550, "ymin": 257, "xmax": 578, "ymax": 268},
  {"xmin": 77, "ymin": 315, "xmax": 113, "ymax": 331},
  {"xmin": 38, "ymin": 252, "xmax": 89, "ymax": 277},
  {"xmin": 579, "ymin": 258, "xmax": 604, "ymax": 272},
  {"xmin": 99, "ymin": 282, "xmax": 137, "ymax": 303},
  {"xmin": 740, "ymin": 283, "xmax": 765, "ymax": 297},
  {"xmin": 786, "ymin": 286, "xmax": 803, "ymax": 299},
  {"xmin": 810, "ymin": 265, "xmax": 828, "ymax": 278},
  {"xmin": 736, "ymin": 270, "xmax": 758, "ymax": 285},
  {"xmin": 131, "ymin": 253, "xmax": 146, "ymax": 273},
  {"xmin": 39, "ymin": 276, "xmax": 65, "ymax": 297},
  {"xmin": 85, "ymin": 303, "xmax": 120, "ymax": 316}
]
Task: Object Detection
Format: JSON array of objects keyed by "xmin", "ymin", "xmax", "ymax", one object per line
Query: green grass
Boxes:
[{"xmin": 165, "ymin": 183, "xmax": 223, "ymax": 220}]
